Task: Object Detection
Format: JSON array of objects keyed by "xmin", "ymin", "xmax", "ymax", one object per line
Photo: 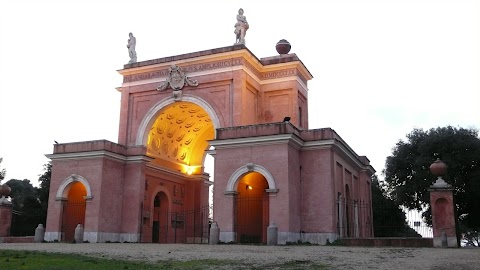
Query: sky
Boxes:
[{"xmin": 0, "ymin": 0, "xmax": 479, "ymax": 186}]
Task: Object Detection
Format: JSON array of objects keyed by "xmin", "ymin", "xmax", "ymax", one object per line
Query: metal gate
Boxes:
[
  {"xmin": 61, "ymin": 201, "xmax": 86, "ymax": 242},
  {"xmin": 234, "ymin": 195, "xmax": 269, "ymax": 244},
  {"xmin": 142, "ymin": 205, "xmax": 210, "ymax": 243}
]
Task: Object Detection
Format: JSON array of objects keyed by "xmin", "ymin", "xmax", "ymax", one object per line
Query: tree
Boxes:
[
  {"xmin": 384, "ymin": 126, "xmax": 480, "ymax": 244},
  {"xmin": 371, "ymin": 175, "xmax": 421, "ymax": 237},
  {"xmin": 3, "ymin": 163, "xmax": 51, "ymax": 236},
  {"xmin": 37, "ymin": 163, "xmax": 51, "ymax": 217},
  {"xmin": 5, "ymin": 179, "xmax": 43, "ymax": 236}
]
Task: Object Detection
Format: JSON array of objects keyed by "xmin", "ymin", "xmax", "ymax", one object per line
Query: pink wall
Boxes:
[
  {"xmin": 430, "ymin": 190, "xmax": 456, "ymax": 237},
  {"xmin": 300, "ymin": 149, "xmax": 335, "ymax": 232},
  {"xmin": 212, "ymin": 122, "xmax": 375, "ymax": 240},
  {"xmin": 0, "ymin": 205, "xmax": 12, "ymax": 237}
]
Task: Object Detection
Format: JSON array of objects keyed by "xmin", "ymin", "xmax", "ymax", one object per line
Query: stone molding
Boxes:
[
  {"xmin": 118, "ymin": 47, "xmax": 312, "ymax": 88},
  {"xmin": 135, "ymin": 94, "xmax": 221, "ymax": 146},
  {"xmin": 226, "ymin": 163, "xmax": 277, "ymax": 192},
  {"xmin": 146, "ymin": 163, "xmax": 206, "ymax": 181},
  {"xmin": 55, "ymin": 174, "xmax": 93, "ymax": 201},
  {"xmin": 46, "ymin": 150, "xmax": 152, "ymax": 164},
  {"xmin": 211, "ymin": 133, "xmax": 374, "ymax": 175}
]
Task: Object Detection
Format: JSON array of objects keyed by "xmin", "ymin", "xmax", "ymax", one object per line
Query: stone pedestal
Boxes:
[
  {"xmin": 0, "ymin": 199, "xmax": 13, "ymax": 237},
  {"xmin": 267, "ymin": 223, "xmax": 278, "ymax": 245},
  {"xmin": 74, "ymin": 224, "xmax": 84, "ymax": 243},
  {"xmin": 209, "ymin": 222, "xmax": 220, "ymax": 245},
  {"xmin": 34, "ymin": 224, "xmax": 45, "ymax": 243},
  {"xmin": 429, "ymin": 180, "xmax": 458, "ymax": 248}
]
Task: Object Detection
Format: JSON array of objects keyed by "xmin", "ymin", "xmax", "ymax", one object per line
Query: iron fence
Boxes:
[
  {"xmin": 141, "ymin": 205, "xmax": 210, "ymax": 243},
  {"xmin": 10, "ymin": 209, "xmax": 45, "ymax": 237},
  {"xmin": 337, "ymin": 199, "xmax": 432, "ymax": 238}
]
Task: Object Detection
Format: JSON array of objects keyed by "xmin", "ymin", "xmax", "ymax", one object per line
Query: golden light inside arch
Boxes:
[{"xmin": 147, "ymin": 102, "xmax": 214, "ymax": 175}]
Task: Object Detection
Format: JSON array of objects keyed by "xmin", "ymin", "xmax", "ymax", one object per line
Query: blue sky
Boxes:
[{"xmin": 0, "ymin": 0, "xmax": 478, "ymax": 185}]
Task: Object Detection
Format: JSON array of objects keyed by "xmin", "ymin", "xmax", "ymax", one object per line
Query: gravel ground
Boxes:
[{"xmin": 0, "ymin": 243, "xmax": 479, "ymax": 269}]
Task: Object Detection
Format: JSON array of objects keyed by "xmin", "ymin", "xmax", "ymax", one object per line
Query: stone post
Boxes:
[
  {"xmin": 209, "ymin": 222, "xmax": 220, "ymax": 245},
  {"xmin": 0, "ymin": 184, "xmax": 13, "ymax": 238},
  {"xmin": 429, "ymin": 159, "xmax": 458, "ymax": 248},
  {"xmin": 34, "ymin": 224, "xmax": 45, "ymax": 243},
  {"xmin": 267, "ymin": 222, "xmax": 278, "ymax": 245},
  {"xmin": 74, "ymin": 224, "xmax": 84, "ymax": 243}
]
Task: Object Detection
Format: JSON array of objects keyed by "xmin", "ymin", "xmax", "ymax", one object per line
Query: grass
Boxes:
[{"xmin": 0, "ymin": 250, "xmax": 329, "ymax": 269}]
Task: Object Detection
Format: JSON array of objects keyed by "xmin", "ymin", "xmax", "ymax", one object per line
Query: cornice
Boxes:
[
  {"xmin": 210, "ymin": 134, "xmax": 374, "ymax": 174},
  {"xmin": 146, "ymin": 162, "xmax": 206, "ymax": 181},
  {"xmin": 46, "ymin": 151, "xmax": 152, "ymax": 163},
  {"xmin": 118, "ymin": 48, "xmax": 311, "ymax": 90},
  {"xmin": 209, "ymin": 133, "xmax": 297, "ymax": 149}
]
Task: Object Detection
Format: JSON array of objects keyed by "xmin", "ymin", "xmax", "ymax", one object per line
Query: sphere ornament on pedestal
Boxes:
[
  {"xmin": 0, "ymin": 184, "xmax": 11, "ymax": 197},
  {"xmin": 430, "ymin": 158, "xmax": 448, "ymax": 176},
  {"xmin": 0, "ymin": 183, "xmax": 12, "ymax": 205},
  {"xmin": 276, "ymin": 39, "xmax": 291, "ymax": 55},
  {"xmin": 429, "ymin": 158, "xmax": 450, "ymax": 187}
]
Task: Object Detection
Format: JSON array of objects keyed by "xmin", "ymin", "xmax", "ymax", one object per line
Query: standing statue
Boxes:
[
  {"xmin": 234, "ymin": 8, "xmax": 249, "ymax": 45},
  {"xmin": 127, "ymin": 32, "xmax": 137, "ymax": 64}
]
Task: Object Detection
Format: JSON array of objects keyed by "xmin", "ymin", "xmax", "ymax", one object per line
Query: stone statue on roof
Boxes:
[
  {"xmin": 127, "ymin": 32, "xmax": 137, "ymax": 64},
  {"xmin": 234, "ymin": 8, "xmax": 249, "ymax": 45}
]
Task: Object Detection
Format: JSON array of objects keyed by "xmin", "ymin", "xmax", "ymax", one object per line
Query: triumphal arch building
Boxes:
[{"xmin": 45, "ymin": 40, "xmax": 375, "ymax": 244}]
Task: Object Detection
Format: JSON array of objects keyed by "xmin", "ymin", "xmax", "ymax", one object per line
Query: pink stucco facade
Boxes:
[
  {"xmin": 211, "ymin": 123, "xmax": 374, "ymax": 244},
  {"xmin": 45, "ymin": 45, "xmax": 374, "ymax": 244}
]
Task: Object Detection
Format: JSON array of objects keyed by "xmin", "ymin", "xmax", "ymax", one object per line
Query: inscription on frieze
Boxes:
[
  {"xmin": 261, "ymin": 69, "xmax": 296, "ymax": 80},
  {"xmin": 185, "ymin": 58, "xmax": 242, "ymax": 73},
  {"xmin": 123, "ymin": 57, "xmax": 306, "ymax": 84},
  {"xmin": 124, "ymin": 70, "xmax": 170, "ymax": 83},
  {"xmin": 124, "ymin": 58, "xmax": 243, "ymax": 83}
]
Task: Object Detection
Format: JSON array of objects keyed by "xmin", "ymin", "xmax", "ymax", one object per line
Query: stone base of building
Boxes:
[
  {"xmin": 219, "ymin": 232, "xmax": 236, "ymax": 243},
  {"xmin": 278, "ymin": 232, "xmax": 338, "ymax": 245},
  {"xmin": 300, "ymin": 233, "xmax": 338, "ymax": 245},
  {"xmin": 44, "ymin": 231, "xmax": 139, "ymax": 243},
  {"xmin": 433, "ymin": 236, "xmax": 458, "ymax": 248},
  {"xmin": 84, "ymin": 232, "xmax": 139, "ymax": 243},
  {"xmin": 44, "ymin": 232, "xmax": 62, "ymax": 242}
]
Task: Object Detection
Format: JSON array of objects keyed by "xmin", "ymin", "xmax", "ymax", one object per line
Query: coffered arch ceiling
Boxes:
[{"xmin": 146, "ymin": 102, "xmax": 214, "ymax": 175}]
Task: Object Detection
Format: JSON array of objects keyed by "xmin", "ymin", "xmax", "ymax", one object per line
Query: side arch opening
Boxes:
[
  {"xmin": 61, "ymin": 181, "xmax": 87, "ymax": 242},
  {"xmin": 235, "ymin": 172, "xmax": 269, "ymax": 244}
]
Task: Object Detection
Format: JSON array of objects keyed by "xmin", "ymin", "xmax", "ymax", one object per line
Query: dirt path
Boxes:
[{"xmin": 0, "ymin": 243, "xmax": 479, "ymax": 269}]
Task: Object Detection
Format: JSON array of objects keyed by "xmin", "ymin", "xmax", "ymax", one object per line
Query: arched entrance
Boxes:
[
  {"xmin": 61, "ymin": 182, "xmax": 86, "ymax": 242},
  {"xmin": 152, "ymin": 192, "xmax": 169, "ymax": 243},
  {"xmin": 235, "ymin": 172, "xmax": 269, "ymax": 244},
  {"xmin": 142, "ymin": 100, "xmax": 216, "ymax": 243}
]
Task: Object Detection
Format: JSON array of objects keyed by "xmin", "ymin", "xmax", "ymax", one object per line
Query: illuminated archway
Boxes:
[
  {"xmin": 235, "ymin": 172, "xmax": 269, "ymax": 244},
  {"xmin": 142, "ymin": 99, "xmax": 217, "ymax": 175},
  {"xmin": 62, "ymin": 181, "xmax": 87, "ymax": 242},
  {"xmin": 226, "ymin": 163, "xmax": 277, "ymax": 192},
  {"xmin": 55, "ymin": 174, "xmax": 92, "ymax": 201}
]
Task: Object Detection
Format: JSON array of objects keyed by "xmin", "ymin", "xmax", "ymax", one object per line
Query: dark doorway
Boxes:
[{"xmin": 235, "ymin": 172, "xmax": 269, "ymax": 244}]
